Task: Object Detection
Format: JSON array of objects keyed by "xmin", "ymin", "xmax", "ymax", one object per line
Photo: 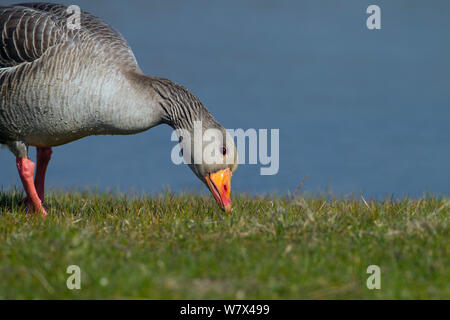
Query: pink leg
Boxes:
[
  {"xmin": 16, "ymin": 158, "xmax": 47, "ymax": 217},
  {"xmin": 35, "ymin": 147, "xmax": 52, "ymax": 202}
]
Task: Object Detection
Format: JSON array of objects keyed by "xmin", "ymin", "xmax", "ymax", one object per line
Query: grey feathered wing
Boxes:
[{"xmin": 0, "ymin": 2, "xmax": 139, "ymax": 69}]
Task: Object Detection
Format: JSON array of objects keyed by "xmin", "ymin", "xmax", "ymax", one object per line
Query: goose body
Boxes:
[
  {"xmin": 0, "ymin": 3, "xmax": 163, "ymax": 147},
  {"xmin": 0, "ymin": 3, "xmax": 238, "ymax": 215}
]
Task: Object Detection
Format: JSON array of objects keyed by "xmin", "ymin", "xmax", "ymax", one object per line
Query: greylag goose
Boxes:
[{"xmin": 0, "ymin": 3, "xmax": 238, "ymax": 216}]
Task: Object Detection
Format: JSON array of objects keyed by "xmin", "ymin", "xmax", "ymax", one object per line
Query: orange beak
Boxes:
[{"xmin": 205, "ymin": 168, "xmax": 232, "ymax": 213}]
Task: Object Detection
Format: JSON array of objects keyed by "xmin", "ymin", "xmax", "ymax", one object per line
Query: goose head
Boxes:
[{"xmin": 178, "ymin": 122, "xmax": 238, "ymax": 213}]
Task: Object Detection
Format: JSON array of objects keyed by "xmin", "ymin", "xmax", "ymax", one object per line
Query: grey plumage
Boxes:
[
  {"xmin": 0, "ymin": 2, "xmax": 151, "ymax": 150},
  {"xmin": 0, "ymin": 3, "xmax": 230, "ymax": 159}
]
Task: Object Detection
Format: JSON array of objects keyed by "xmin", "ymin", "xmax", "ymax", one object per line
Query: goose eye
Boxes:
[{"xmin": 220, "ymin": 146, "xmax": 227, "ymax": 156}]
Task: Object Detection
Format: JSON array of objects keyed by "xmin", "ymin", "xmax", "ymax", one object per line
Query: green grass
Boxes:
[{"xmin": 0, "ymin": 189, "xmax": 448, "ymax": 299}]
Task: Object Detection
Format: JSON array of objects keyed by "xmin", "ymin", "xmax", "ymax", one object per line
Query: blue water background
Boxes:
[{"xmin": 1, "ymin": 0, "xmax": 449, "ymax": 198}]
